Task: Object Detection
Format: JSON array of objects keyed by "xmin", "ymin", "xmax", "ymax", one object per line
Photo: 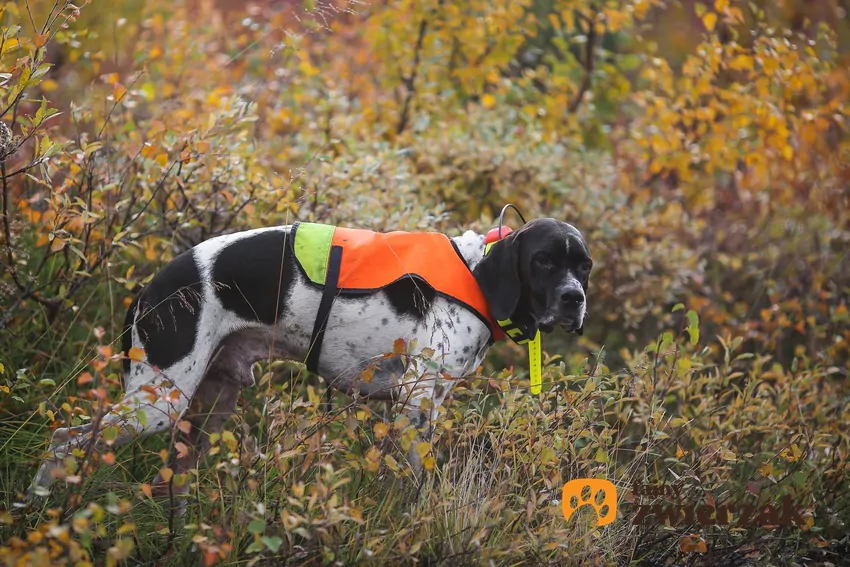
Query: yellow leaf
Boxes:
[
  {"xmin": 729, "ymin": 55, "xmax": 753, "ymax": 71},
  {"xmin": 373, "ymin": 422, "xmax": 389, "ymax": 439},
  {"xmin": 155, "ymin": 154, "xmax": 167, "ymax": 167},
  {"xmin": 415, "ymin": 442, "xmax": 431, "ymax": 459},
  {"xmin": 422, "ymin": 455, "xmax": 436, "ymax": 471},
  {"xmin": 481, "ymin": 94, "xmax": 496, "ymax": 109},
  {"xmin": 158, "ymin": 466, "xmax": 173, "ymax": 483},
  {"xmin": 221, "ymin": 430, "xmax": 238, "ymax": 451},
  {"xmin": 702, "ymin": 13, "xmax": 717, "ymax": 32},
  {"xmin": 540, "ymin": 447, "xmax": 557, "ymax": 464}
]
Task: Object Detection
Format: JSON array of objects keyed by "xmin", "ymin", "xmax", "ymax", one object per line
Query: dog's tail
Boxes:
[{"xmin": 121, "ymin": 293, "xmax": 140, "ymax": 377}]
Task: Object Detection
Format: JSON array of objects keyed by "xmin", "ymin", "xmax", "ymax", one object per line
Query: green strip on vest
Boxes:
[{"xmin": 294, "ymin": 223, "xmax": 335, "ymax": 285}]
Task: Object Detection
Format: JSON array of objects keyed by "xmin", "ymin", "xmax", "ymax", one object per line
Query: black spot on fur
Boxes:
[
  {"xmin": 415, "ymin": 412, "xmax": 428, "ymax": 428},
  {"xmin": 377, "ymin": 355, "xmax": 406, "ymax": 377},
  {"xmin": 463, "ymin": 346, "xmax": 470, "ymax": 354},
  {"xmin": 381, "ymin": 317, "xmax": 389, "ymax": 326},
  {"xmin": 383, "ymin": 277, "xmax": 435, "ymax": 320},
  {"xmin": 135, "ymin": 249, "xmax": 203, "ymax": 370},
  {"xmin": 213, "ymin": 230, "xmax": 295, "ymax": 324},
  {"xmin": 466, "ymin": 326, "xmax": 471, "ymax": 333}
]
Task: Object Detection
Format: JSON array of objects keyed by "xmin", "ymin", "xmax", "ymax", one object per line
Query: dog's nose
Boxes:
[{"xmin": 560, "ymin": 289, "xmax": 584, "ymax": 305}]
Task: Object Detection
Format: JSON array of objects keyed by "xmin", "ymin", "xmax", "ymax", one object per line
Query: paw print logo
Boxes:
[{"xmin": 561, "ymin": 479, "xmax": 617, "ymax": 527}]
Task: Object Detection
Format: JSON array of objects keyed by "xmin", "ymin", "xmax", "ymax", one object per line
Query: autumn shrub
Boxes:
[{"xmin": 1, "ymin": 0, "xmax": 849, "ymax": 565}]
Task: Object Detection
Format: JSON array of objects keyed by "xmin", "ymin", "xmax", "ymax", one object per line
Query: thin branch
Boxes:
[
  {"xmin": 396, "ymin": 17, "xmax": 429, "ymax": 135},
  {"xmin": 569, "ymin": 7, "xmax": 599, "ymax": 113}
]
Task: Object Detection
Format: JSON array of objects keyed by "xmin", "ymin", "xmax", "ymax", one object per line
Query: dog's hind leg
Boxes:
[{"xmin": 150, "ymin": 329, "xmax": 265, "ymax": 507}]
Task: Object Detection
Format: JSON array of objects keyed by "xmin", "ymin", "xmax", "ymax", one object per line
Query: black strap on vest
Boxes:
[{"xmin": 306, "ymin": 244, "xmax": 343, "ymax": 412}]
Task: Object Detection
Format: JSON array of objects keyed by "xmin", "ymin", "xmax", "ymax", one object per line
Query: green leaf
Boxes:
[
  {"xmin": 672, "ymin": 303, "xmax": 685, "ymax": 312},
  {"xmin": 686, "ymin": 310, "xmax": 700, "ymax": 345},
  {"xmin": 39, "ymin": 378, "xmax": 56, "ymax": 387},
  {"xmin": 262, "ymin": 536, "xmax": 283, "ymax": 552},
  {"xmin": 3, "ymin": 25, "xmax": 21, "ymax": 40},
  {"xmin": 248, "ymin": 518, "xmax": 266, "ymax": 534}
]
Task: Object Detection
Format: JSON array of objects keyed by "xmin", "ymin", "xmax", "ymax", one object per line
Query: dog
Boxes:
[{"xmin": 29, "ymin": 217, "xmax": 591, "ymax": 502}]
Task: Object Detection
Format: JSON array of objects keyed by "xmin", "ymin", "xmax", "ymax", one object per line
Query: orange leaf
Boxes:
[
  {"xmin": 50, "ymin": 238, "xmax": 66, "ymax": 252},
  {"xmin": 177, "ymin": 420, "xmax": 192, "ymax": 435},
  {"xmin": 102, "ymin": 452, "xmax": 116, "ymax": 465},
  {"xmin": 175, "ymin": 442, "xmax": 189, "ymax": 458},
  {"xmin": 680, "ymin": 534, "xmax": 707, "ymax": 553},
  {"xmin": 97, "ymin": 345, "xmax": 113, "ymax": 358},
  {"xmin": 128, "ymin": 347, "xmax": 145, "ymax": 362},
  {"xmin": 140, "ymin": 483, "xmax": 152, "ymax": 498},
  {"xmin": 77, "ymin": 372, "xmax": 94, "ymax": 386},
  {"xmin": 113, "ymin": 82, "xmax": 127, "ymax": 100},
  {"xmin": 35, "ymin": 34, "xmax": 48, "ymax": 47},
  {"xmin": 393, "ymin": 338, "xmax": 406, "ymax": 354}
]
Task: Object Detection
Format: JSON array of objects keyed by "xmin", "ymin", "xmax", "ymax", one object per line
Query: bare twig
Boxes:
[
  {"xmin": 569, "ymin": 6, "xmax": 599, "ymax": 113},
  {"xmin": 396, "ymin": 17, "xmax": 429, "ymax": 135}
]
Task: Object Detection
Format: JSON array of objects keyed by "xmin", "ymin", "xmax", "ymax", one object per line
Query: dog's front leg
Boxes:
[{"xmin": 396, "ymin": 364, "xmax": 460, "ymax": 476}]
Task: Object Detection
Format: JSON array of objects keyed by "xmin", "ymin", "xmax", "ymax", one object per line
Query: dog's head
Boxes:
[{"xmin": 474, "ymin": 218, "xmax": 592, "ymax": 337}]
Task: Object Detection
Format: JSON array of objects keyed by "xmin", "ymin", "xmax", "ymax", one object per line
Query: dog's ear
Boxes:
[{"xmin": 474, "ymin": 230, "xmax": 523, "ymax": 322}]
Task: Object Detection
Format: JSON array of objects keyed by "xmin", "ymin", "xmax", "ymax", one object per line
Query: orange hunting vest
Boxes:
[{"xmin": 291, "ymin": 222, "xmax": 504, "ymax": 372}]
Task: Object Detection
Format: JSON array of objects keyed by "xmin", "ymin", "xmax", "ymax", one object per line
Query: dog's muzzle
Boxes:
[{"xmin": 539, "ymin": 282, "xmax": 586, "ymax": 333}]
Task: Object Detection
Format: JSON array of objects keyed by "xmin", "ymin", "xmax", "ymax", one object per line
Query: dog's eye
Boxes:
[
  {"xmin": 579, "ymin": 262, "xmax": 592, "ymax": 273},
  {"xmin": 533, "ymin": 256, "xmax": 553, "ymax": 270}
]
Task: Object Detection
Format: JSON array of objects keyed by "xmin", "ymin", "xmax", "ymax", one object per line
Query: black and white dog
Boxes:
[{"xmin": 30, "ymin": 218, "xmax": 591, "ymax": 499}]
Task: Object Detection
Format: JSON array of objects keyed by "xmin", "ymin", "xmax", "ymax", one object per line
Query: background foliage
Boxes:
[{"xmin": 1, "ymin": 0, "xmax": 848, "ymax": 565}]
